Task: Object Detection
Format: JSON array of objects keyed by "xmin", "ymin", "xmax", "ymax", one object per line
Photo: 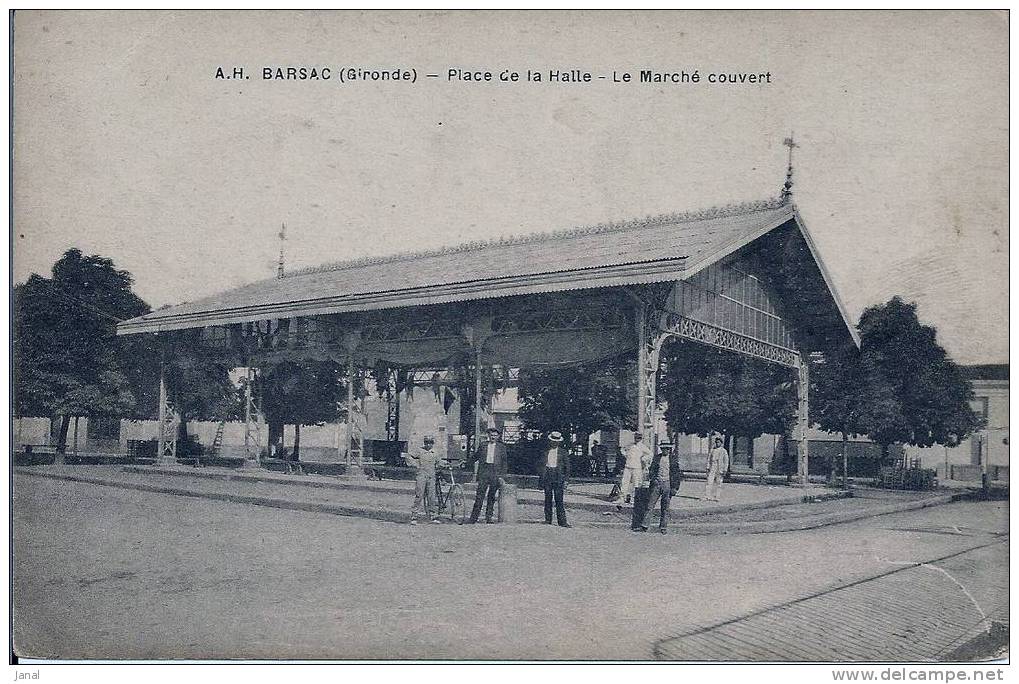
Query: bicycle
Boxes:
[{"xmin": 435, "ymin": 462, "xmax": 467, "ymax": 524}]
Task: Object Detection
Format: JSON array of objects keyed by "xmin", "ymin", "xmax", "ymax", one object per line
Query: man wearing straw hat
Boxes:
[{"xmin": 539, "ymin": 431, "xmax": 571, "ymax": 528}]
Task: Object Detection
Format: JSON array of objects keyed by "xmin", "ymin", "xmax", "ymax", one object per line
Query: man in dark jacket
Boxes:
[
  {"xmin": 637, "ymin": 441, "xmax": 682, "ymax": 534},
  {"xmin": 467, "ymin": 426, "xmax": 508, "ymax": 524},
  {"xmin": 538, "ymin": 431, "xmax": 571, "ymax": 527}
]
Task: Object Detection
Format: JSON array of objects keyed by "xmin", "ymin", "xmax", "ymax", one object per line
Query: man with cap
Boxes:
[
  {"xmin": 538, "ymin": 431, "xmax": 571, "ymax": 527},
  {"xmin": 467, "ymin": 426, "xmax": 509, "ymax": 524},
  {"xmin": 404, "ymin": 435, "xmax": 445, "ymax": 524}
]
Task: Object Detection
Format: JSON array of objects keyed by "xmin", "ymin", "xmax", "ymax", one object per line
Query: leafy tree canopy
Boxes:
[
  {"xmin": 14, "ymin": 249, "xmax": 150, "ymax": 419},
  {"xmin": 658, "ymin": 340, "xmax": 796, "ymax": 439},
  {"xmin": 517, "ymin": 356, "xmax": 636, "ymax": 443},
  {"xmin": 163, "ymin": 347, "xmax": 243, "ymax": 424},
  {"xmin": 853, "ymin": 297, "xmax": 981, "ymax": 447},
  {"xmin": 810, "ymin": 343, "xmax": 907, "ymax": 445},
  {"xmin": 256, "ymin": 359, "xmax": 346, "ymax": 428}
]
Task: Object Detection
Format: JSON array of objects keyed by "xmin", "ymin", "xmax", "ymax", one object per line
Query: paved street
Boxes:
[
  {"xmin": 654, "ymin": 541, "xmax": 1007, "ymax": 661},
  {"xmin": 12, "ymin": 472, "xmax": 1008, "ymax": 661}
]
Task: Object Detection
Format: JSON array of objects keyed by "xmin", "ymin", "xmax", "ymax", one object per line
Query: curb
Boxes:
[
  {"xmin": 670, "ymin": 491, "xmax": 967, "ymax": 535},
  {"xmin": 119, "ymin": 464, "xmax": 849, "ymax": 519},
  {"xmin": 671, "ymin": 489, "xmax": 851, "ymax": 520},
  {"xmin": 16, "ymin": 468, "xmax": 957, "ymax": 534},
  {"xmin": 16, "ymin": 469, "xmax": 412, "ymax": 524}
]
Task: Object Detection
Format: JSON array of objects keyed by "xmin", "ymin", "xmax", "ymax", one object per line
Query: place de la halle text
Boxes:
[{"xmin": 215, "ymin": 66, "xmax": 773, "ymax": 86}]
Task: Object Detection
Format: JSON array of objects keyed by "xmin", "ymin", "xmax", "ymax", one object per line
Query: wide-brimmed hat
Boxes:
[{"xmin": 547, "ymin": 431, "xmax": 564, "ymax": 443}]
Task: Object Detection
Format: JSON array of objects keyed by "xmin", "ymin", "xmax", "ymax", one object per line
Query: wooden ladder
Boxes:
[{"xmin": 208, "ymin": 421, "xmax": 226, "ymax": 459}]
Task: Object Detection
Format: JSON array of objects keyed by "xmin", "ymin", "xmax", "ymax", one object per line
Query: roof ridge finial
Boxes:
[
  {"xmin": 781, "ymin": 133, "xmax": 798, "ymax": 203},
  {"xmin": 277, "ymin": 221, "xmax": 287, "ymax": 279}
]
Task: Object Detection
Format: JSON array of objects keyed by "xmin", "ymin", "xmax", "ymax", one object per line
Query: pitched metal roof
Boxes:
[{"xmin": 119, "ymin": 199, "xmax": 804, "ymax": 335}]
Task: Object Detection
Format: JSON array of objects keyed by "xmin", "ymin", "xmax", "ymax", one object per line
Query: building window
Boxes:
[{"xmin": 970, "ymin": 397, "xmax": 989, "ymax": 423}]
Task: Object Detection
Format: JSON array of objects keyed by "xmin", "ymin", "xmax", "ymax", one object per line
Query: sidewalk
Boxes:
[
  {"xmin": 118, "ymin": 463, "xmax": 846, "ymax": 517},
  {"xmin": 14, "ymin": 463, "xmax": 968, "ymax": 533}
]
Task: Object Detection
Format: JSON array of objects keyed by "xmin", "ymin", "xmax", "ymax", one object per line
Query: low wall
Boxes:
[
  {"xmin": 948, "ymin": 464, "xmax": 1009, "ymax": 482},
  {"xmin": 13, "ymin": 417, "xmax": 52, "ymax": 447},
  {"xmin": 119, "ymin": 419, "xmax": 352, "ymax": 462}
]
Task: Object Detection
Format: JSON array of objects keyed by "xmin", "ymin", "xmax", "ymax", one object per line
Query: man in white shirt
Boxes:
[
  {"xmin": 539, "ymin": 431, "xmax": 571, "ymax": 527},
  {"xmin": 705, "ymin": 436, "xmax": 730, "ymax": 502},
  {"xmin": 467, "ymin": 427, "xmax": 508, "ymax": 524},
  {"xmin": 617, "ymin": 433, "xmax": 651, "ymax": 508}
]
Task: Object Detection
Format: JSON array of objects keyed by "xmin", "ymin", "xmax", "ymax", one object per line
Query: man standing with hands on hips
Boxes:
[
  {"xmin": 540, "ymin": 431, "xmax": 571, "ymax": 528},
  {"xmin": 467, "ymin": 426, "xmax": 508, "ymax": 524}
]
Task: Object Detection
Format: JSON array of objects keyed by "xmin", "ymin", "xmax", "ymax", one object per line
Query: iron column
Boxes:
[{"xmin": 797, "ymin": 355, "xmax": 810, "ymax": 485}]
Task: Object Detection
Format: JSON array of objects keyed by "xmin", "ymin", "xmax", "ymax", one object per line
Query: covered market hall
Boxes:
[{"xmin": 117, "ymin": 194, "xmax": 858, "ymax": 483}]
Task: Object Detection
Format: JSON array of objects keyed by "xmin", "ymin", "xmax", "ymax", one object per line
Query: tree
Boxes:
[
  {"xmin": 163, "ymin": 347, "xmax": 243, "ymax": 454},
  {"xmin": 13, "ymin": 249, "xmax": 150, "ymax": 452},
  {"xmin": 517, "ymin": 356, "xmax": 636, "ymax": 473},
  {"xmin": 657, "ymin": 340, "xmax": 796, "ymax": 462},
  {"xmin": 255, "ymin": 359, "xmax": 346, "ymax": 460},
  {"xmin": 811, "ymin": 344, "xmax": 907, "ymax": 485},
  {"xmin": 810, "ymin": 297, "xmax": 981, "ymax": 484},
  {"xmin": 856, "ymin": 297, "xmax": 981, "ymax": 453}
]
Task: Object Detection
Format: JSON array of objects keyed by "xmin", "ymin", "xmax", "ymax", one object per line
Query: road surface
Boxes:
[{"xmin": 12, "ymin": 473, "xmax": 1008, "ymax": 660}]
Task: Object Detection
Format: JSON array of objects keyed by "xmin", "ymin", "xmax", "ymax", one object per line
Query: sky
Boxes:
[{"xmin": 12, "ymin": 10, "xmax": 1008, "ymax": 364}]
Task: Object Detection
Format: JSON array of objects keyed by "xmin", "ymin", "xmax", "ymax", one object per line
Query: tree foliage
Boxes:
[
  {"xmin": 853, "ymin": 297, "xmax": 981, "ymax": 448},
  {"xmin": 811, "ymin": 345, "xmax": 906, "ymax": 444},
  {"xmin": 14, "ymin": 249, "xmax": 150, "ymax": 424},
  {"xmin": 254, "ymin": 359, "xmax": 347, "ymax": 458},
  {"xmin": 657, "ymin": 340, "xmax": 796, "ymax": 440},
  {"xmin": 517, "ymin": 356, "xmax": 636, "ymax": 443},
  {"xmin": 164, "ymin": 349, "xmax": 243, "ymax": 424},
  {"xmin": 810, "ymin": 295, "xmax": 980, "ymax": 478}
]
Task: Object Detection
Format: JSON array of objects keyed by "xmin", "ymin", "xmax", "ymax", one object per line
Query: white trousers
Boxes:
[
  {"xmin": 705, "ymin": 463, "xmax": 723, "ymax": 501},
  {"xmin": 620, "ymin": 467, "xmax": 641, "ymax": 500}
]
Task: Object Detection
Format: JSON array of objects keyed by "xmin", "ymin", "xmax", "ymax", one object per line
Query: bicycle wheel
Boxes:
[{"xmin": 448, "ymin": 484, "xmax": 466, "ymax": 524}]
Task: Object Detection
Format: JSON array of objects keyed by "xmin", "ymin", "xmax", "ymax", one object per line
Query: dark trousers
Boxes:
[
  {"xmin": 641, "ymin": 480, "xmax": 672, "ymax": 531},
  {"xmin": 469, "ymin": 473, "xmax": 500, "ymax": 522},
  {"xmin": 543, "ymin": 470, "xmax": 568, "ymax": 525}
]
